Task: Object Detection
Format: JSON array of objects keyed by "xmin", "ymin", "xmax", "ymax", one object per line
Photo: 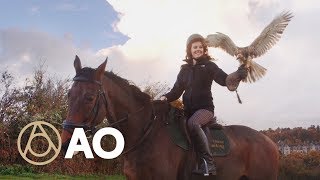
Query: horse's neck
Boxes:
[{"xmin": 103, "ymin": 76, "xmax": 153, "ymax": 146}]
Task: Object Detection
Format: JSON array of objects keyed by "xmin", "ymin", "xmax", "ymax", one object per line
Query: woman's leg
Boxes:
[
  {"xmin": 187, "ymin": 109, "xmax": 216, "ymax": 175},
  {"xmin": 187, "ymin": 109, "xmax": 214, "ymax": 132}
]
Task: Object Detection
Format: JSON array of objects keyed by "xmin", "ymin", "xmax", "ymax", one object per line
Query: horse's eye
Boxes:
[{"xmin": 85, "ymin": 94, "xmax": 95, "ymax": 103}]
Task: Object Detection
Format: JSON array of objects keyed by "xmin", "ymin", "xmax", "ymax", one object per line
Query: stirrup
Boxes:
[
  {"xmin": 192, "ymin": 158, "xmax": 216, "ymax": 176},
  {"xmin": 202, "ymin": 158, "xmax": 210, "ymax": 176}
]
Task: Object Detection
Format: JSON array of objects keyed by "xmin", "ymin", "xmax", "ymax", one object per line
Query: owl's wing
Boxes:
[
  {"xmin": 249, "ymin": 11, "xmax": 293, "ymax": 58},
  {"xmin": 205, "ymin": 32, "xmax": 239, "ymax": 57}
]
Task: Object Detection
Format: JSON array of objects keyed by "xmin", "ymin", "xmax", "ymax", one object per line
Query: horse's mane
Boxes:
[
  {"xmin": 104, "ymin": 71, "xmax": 151, "ymax": 104},
  {"xmin": 75, "ymin": 67, "xmax": 151, "ymax": 104}
]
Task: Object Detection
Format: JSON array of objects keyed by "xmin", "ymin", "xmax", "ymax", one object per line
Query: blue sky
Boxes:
[
  {"xmin": 0, "ymin": 0, "xmax": 319, "ymax": 130},
  {"xmin": 0, "ymin": 0, "xmax": 128, "ymax": 50}
]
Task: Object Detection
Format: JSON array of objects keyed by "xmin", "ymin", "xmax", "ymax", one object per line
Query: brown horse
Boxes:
[{"xmin": 61, "ymin": 56, "xmax": 279, "ymax": 180}]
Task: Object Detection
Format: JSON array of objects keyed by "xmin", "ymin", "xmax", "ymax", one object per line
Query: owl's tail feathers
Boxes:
[{"xmin": 243, "ymin": 61, "xmax": 267, "ymax": 83}]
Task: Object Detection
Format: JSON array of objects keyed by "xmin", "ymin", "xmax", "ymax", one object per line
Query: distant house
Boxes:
[
  {"xmin": 283, "ymin": 145, "xmax": 291, "ymax": 155},
  {"xmin": 310, "ymin": 144, "xmax": 316, "ymax": 151},
  {"xmin": 292, "ymin": 145, "xmax": 304, "ymax": 153},
  {"xmin": 277, "ymin": 142, "xmax": 320, "ymax": 155},
  {"xmin": 302, "ymin": 145, "xmax": 308, "ymax": 153},
  {"xmin": 278, "ymin": 143, "xmax": 291, "ymax": 155}
]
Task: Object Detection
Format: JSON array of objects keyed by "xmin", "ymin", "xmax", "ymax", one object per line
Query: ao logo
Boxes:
[
  {"xmin": 17, "ymin": 121, "xmax": 61, "ymax": 165},
  {"xmin": 17, "ymin": 121, "xmax": 125, "ymax": 165},
  {"xmin": 64, "ymin": 127, "xmax": 125, "ymax": 159}
]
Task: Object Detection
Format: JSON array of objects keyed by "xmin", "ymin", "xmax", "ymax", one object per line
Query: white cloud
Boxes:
[
  {"xmin": 30, "ymin": 6, "xmax": 40, "ymax": 15},
  {"xmin": 20, "ymin": 53, "xmax": 31, "ymax": 62},
  {"xmin": 107, "ymin": 1, "xmax": 228, "ymax": 60},
  {"xmin": 0, "ymin": 28, "xmax": 102, "ymax": 81},
  {"xmin": 0, "ymin": 28, "xmax": 167, "ymax": 92}
]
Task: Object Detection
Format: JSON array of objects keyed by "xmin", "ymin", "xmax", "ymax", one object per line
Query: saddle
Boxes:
[{"xmin": 166, "ymin": 105, "xmax": 230, "ymax": 156}]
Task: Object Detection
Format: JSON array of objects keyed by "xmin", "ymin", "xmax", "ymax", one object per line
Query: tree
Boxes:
[{"xmin": 142, "ymin": 81, "xmax": 170, "ymax": 100}]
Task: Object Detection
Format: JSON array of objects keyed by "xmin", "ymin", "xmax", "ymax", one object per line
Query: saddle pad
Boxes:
[
  {"xmin": 209, "ymin": 129, "xmax": 230, "ymax": 156},
  {"xmin": 166, "ymin": 122, "xmax": 189, "ymax": 150},
  {"xmin": 166, "ymin": 108, "xmax": 189, "ymax": 151}
]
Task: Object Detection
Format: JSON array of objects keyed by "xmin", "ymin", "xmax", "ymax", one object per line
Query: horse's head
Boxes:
[{"xmin": 61, "ymin": 55, "xmax": 114, "ymax": 151}]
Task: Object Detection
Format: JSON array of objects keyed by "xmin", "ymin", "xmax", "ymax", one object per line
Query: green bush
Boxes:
[{"xmin": 0, "ymin": 164, "xmax": 34, "ymax": 175}]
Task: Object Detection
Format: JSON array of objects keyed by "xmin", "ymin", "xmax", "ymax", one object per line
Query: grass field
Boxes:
[
  {"xmin": 0, "ymin": 165, "xmax": 125, "ymax": 179},
  {"xmin": 0, "ymin": 174, "xmax": 125, "ymax": 180}
]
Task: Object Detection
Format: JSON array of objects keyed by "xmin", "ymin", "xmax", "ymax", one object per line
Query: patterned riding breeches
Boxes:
[{"xmin": 187, "ymin": 109, "xmax": 214, "ymax": 133}]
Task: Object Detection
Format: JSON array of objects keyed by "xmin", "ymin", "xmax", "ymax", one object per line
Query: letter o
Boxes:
[{"xmin": 92, "ymin": 127, "xmax": 124, "ymax": 159}]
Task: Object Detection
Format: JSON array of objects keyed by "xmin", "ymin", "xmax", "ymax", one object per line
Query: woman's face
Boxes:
[{"xmin": 191, "ymin": 41, "xmax": 204, "ymax": 59}]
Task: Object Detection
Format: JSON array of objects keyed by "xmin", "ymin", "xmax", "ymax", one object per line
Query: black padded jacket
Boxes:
[{"xmin": 165, "ymin": 56, "xmax": 228, "ymax": 117}]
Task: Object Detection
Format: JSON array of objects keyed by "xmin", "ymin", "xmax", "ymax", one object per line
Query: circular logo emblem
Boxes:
[{"xmin": 17, "ymin": 121, "xmax": 61, "ymax": 165}]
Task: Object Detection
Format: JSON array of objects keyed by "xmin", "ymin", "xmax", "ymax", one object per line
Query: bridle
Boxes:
[
  {"xmin": 62, "ymin": 75, "xmax": 157, "ymax": 155},
  {"xmin": 62, "ymin": 76, "xmax": 118, "ymax": 135}
]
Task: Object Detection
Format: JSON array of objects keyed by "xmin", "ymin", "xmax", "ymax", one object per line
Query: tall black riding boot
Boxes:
[{"xmin": 192, "ymin": 125, "xmax": 217, "ymax": 176}]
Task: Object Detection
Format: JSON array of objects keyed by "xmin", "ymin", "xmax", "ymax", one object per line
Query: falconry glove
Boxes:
[
  {"xmin": 226, "ymin": 65, "xmax": 248, "ymax": 91},
  {"xmin": 237, "ymin": 64, "xmax": 248, "ymax": 80}
]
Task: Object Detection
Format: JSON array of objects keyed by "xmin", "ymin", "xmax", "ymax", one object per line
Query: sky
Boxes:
[{"xmin": 0, "ymin": 0, "xmax": 319, "ymax": 130}]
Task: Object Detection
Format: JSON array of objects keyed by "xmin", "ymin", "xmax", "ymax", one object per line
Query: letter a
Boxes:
[{"xmin": 65, "ymin": 128, "xmax": 94, "ymax": 159}]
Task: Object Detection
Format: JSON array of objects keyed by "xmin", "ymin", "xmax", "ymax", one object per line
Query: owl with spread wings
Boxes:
[{"xmin": 205, "ymin": 11, "xmax": 293, "ymax": 83}]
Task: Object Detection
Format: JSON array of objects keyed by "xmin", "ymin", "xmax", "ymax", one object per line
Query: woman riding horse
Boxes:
[
  {"xmin": 61, "ymin": 55, "xmax": 279, "ymax": 180},
  {"xmin": 161, "ymin": 34, "xmax": 248, "ymax": 175}
]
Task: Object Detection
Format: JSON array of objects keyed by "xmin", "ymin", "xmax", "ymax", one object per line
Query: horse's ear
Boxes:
[
  {"xmin": 74, "ymin": 55, "xmax": 82, "ymax": 74},
  {"xmin": 96, "ymin": 57, "xmax": 108, "ymax": 80}
]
